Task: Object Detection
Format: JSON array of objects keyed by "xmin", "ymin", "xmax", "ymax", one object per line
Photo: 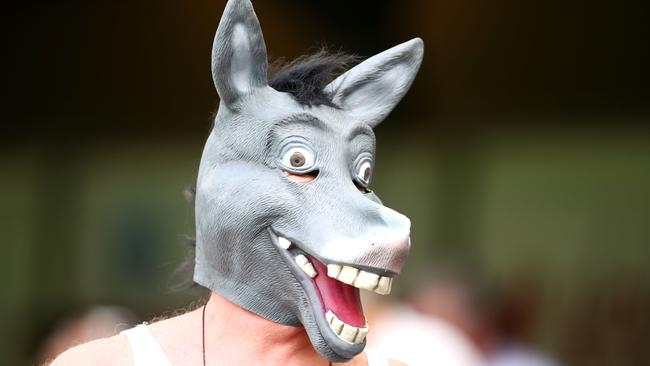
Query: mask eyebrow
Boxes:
[
  {"xmin": 266, "ymin": 113, "xmax": 331, "ymax": 155},
  {"xmin": 274, "ymin": 113, "xmax": 331, "ymax": 131},
  {"xmin": 346, "ymin": 124, "xmax": 375, "ymax": 142}
]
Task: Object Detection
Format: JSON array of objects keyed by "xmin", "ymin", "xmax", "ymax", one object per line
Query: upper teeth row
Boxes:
[
  {"xmin": 327, "ymin": 264, "xmax": 393, "ymax": 295},
  {"xmin": 326, "ymin": 310, "xmax": 368, "ymax": 344},
  {"xmin": 277, "ymin": 236, "xmax": 392, "ymax": 295}
]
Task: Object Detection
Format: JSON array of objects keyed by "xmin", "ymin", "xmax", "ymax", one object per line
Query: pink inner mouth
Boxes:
[{"xmin": 309, "ymin": 256, "xmax": 366, "ymax": 327}]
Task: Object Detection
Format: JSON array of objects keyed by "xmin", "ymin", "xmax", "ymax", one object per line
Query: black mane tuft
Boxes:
[{"xmin": 269, "ymin": 49, "xmax": 358, "ymax": 108}]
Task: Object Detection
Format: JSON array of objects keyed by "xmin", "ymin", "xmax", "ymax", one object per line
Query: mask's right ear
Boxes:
[
  {"xmin": 212, "ymin": 0, "xmax": 269, "ymax": 107},
  {"xmin": 325, "ymin": 38, "xmax": 424, "ymax": 128}
]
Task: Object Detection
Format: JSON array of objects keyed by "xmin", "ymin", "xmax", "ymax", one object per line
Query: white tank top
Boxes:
[{"xmin": 121, "ymin": 324, "xmax": 389, "ymax": 366}]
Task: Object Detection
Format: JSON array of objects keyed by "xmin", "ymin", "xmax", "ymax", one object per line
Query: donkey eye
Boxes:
[
  {"xmin": 280, "ymin": 143, "xmax": 317, "ymax": 173},
  {"xmin": 290, "ymin": 151, "xmax": 306, "ymax": 167},
  {"xmin": 353, "ymin": 153, "xmax": 374, "ymax": 187},
  {"xmin": 358, "ymin": 161, "xmax": 372, "ymax": 182}
]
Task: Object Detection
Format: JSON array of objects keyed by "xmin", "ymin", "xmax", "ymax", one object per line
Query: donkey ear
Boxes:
[
  {"xmin": 325, "ymin": 38, "xmax": 424, "ymax": 128},
  {"xmin": 212, "ymin": 0, "xmax": 269, "ymax": 107}
]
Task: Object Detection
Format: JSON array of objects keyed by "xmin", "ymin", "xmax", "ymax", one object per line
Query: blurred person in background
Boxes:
[
  {"xmin": 364, "ymin": 292, "xmax": 485, "ymax": 366},
  {"xmin": 366, "ymin": 270, "xmax": 562, "ymax": 366},
  {"xmin": 484, "ymin": 280, "xmax": 561, "ymax": 366}
]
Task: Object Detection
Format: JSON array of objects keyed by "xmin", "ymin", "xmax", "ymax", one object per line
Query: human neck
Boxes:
[{"xmin": 203, "ymin": 292, "xmax": 330, "ymax": 366}]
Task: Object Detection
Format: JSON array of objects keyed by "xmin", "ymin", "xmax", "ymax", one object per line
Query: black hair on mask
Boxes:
[{"xmin": 269, "ymin": 50, "xmax": 358, "ymax": 108}]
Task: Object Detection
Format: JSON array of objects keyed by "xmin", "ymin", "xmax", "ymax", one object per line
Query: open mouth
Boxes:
[{"xmin": 272, "ymin": 232, "xmax": 394, "ymax": 344}]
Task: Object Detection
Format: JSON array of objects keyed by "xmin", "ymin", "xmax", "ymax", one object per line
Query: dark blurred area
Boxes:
[{"xmin": 2, "ymin": 0, "xmax": 649, "ymax": 365}]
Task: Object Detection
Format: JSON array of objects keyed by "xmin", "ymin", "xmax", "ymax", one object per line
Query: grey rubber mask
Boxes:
[{"xmin": 193, "ymin": 0, "xmax": 424, "ymax": 361}]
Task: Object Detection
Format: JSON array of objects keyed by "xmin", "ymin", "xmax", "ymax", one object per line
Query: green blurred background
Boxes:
[{"xmin": 3, "ymin": 0, "xmax": 649, "ymax": 365}]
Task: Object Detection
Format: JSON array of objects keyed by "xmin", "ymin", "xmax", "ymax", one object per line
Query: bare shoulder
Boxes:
[{"xmin": 48, "ymin": 334, "xmax": 131, "ymax": 366}]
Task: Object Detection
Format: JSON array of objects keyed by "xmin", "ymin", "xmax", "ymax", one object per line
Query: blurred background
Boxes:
[{"xmin": 3, "ymin": 0, "xmax": 649, "ymax": 365}]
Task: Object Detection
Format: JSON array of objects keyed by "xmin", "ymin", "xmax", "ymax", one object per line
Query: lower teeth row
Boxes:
[{"xmin": 326, "ymin": 310, "xmax": 368, "ymax": 344}]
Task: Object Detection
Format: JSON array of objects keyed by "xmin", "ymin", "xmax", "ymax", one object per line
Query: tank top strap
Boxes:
[
  {"xmin": 121, "ymin": 323, "xmax": 173, "ymax": 366},
  {"xmin": 365, "ymin": 349, "xmax": 390, "ymax": 366}
]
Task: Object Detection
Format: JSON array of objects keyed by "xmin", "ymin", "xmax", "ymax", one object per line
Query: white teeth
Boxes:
[
  {"xmin": 325, "ymin": 310, "xmax": 368, "ymax": 344},
  {"xmin": 295, "ymin": 254, "xmax": 317, "ymax": 278},
  {"xmin": 338, "ymin": 266, "xmax": 360, "ymax": 285},
  {"xmin": 277, "ymin": 236, "xmax": 292, "ymax": 250},
  {"xmin": 327, "ymin": 264, "xmax": 342, "ymax": 278},
  {"xmin": 375, "ymin": 275, "xmax": 392, "ymax": 295},
  {"xmin": 339, "ymin": 323, "xmax": 359, "ymax": 343},
  {"xmin": 325, "ymin": 311, "xmax": 334, "ymax": 324},
  {"xmin": 326, "ymin": 264, "xmax": 394, "ymax": 295},
  {"xmin": 329, "ymin": 312, "xmax": 344, "ymax": 334},
  {"xmin": 354, "ymin": 271, "xmax": 380, "ymax": 291},
  {"xmin": 354, "ymin": 327, "xmax": 369, "ymax": 344}
]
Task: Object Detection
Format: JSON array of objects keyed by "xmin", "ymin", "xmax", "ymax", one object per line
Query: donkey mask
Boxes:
[{"xmin": 194, "ymin": 0, "xmax": 423, "ymax": 361}]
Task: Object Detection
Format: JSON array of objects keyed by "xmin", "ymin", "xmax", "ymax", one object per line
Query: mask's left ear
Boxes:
[
  {"xmin": 325, "ymin": 38, "xmax": 424, "ymax": 128},
  {"xmin": 212, "ymin": 0, "xmax": 268, "ymax": 107}
]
